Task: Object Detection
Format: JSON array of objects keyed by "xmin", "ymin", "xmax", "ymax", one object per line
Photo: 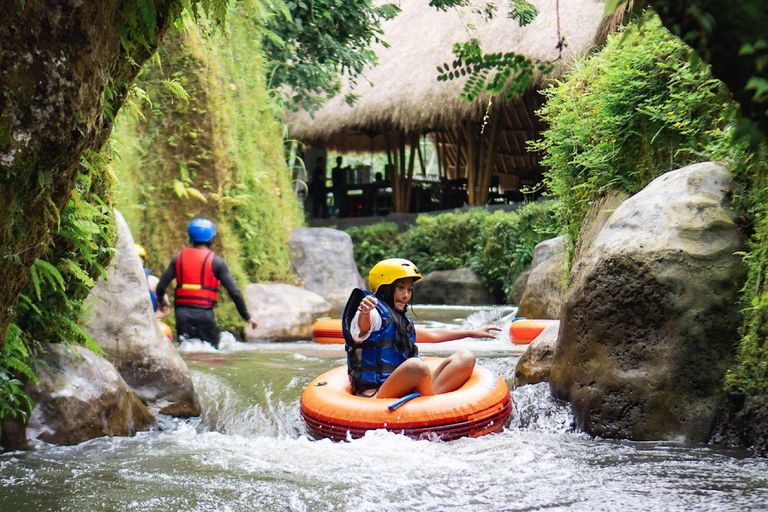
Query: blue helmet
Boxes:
[{"xmin": 188, "ymin": 218, "xmax": 217, "ymax": 243}]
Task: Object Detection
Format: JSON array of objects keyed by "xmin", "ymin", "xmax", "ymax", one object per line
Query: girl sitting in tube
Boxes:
[{"xmin": 343, "ymin": 258, "xmax": 500, "ymax": 398}]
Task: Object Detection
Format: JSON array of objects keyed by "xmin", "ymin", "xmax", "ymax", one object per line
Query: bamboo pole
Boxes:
[
  {"xmin": 416, "ymin": 133, "xmax": 427, "ymax": 176},
  {"xmin": 405, "ymin": 132, "xmax": 417, "ymax": 211},
  {"xmin": 464, "ymin": 120, "xmax": 478, "ymax": 204},
  {"xmin": 479, "ymin": 111, "xmax": 501, "ymax": 204}
]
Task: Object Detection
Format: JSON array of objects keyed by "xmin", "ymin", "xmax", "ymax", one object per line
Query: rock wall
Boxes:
[{"xmin": 549, "ymin": 162, "xmax": 746, "ymax": 442}]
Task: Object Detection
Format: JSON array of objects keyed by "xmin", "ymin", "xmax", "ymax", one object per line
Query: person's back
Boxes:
[{"xmin": 156, "ymin": 218, "xmax": 257, "ymax": 348}]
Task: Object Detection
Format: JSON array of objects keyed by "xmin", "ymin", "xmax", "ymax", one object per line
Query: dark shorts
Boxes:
[{"xmin": 175, "ymin": 306, "xmax": 221, "ymax": 348}]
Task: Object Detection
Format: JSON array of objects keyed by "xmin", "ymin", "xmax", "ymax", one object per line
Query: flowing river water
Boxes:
[{"xmin": 1, "ymin": 306, "xmax": 767, "ymax": 511}]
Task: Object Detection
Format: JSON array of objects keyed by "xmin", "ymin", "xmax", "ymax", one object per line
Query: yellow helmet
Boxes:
[
  {"xmin": 368, "ymin": 258, "xmax": 422, "ymax": 294},
  {"xmin": 135, "ymin": 244, "xmax": 147, "ymax": 259}
]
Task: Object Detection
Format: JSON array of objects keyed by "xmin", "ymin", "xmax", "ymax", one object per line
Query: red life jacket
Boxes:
[{"xmin": 174, "ymin": 247, "xmax": 220, "ymax": 307}]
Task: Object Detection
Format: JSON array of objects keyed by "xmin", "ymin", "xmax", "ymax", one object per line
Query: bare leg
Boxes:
[
  {"xmin": 376, "ymin": 358, "xmax": 434, "ymax": 398},
  {"xmin": 431, "ymin": 350, "xmax": 476, "ymax": 394}
]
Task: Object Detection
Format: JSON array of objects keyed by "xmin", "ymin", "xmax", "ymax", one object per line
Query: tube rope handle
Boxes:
[{"xmin": 388, "ymin": 392, "xmax": 421, "ymax": 411}]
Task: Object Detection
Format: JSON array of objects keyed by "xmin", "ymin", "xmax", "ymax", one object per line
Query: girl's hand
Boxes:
[
  {"xmin": 358, "ymin": 295, "xmax": 378, "ymax": 315},
  {"xmin": 473, "ymin": 326, "xmax": 501, "ymax": 339}
]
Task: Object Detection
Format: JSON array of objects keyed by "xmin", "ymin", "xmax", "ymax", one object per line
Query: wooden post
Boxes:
[
  {"xmin": 395, "ymin": 131, "xmax": 407, "ymax": 212},
  {"xmin": 416, "ymin": 133, "xmax": 427, "ymax": 176},
  {"xmin": 405, "ymin": 132, "xmax": 417, "ymax": 211},
  {"xmin": 478, "ymin": 111, "xmax": 501, "ymax": 204},
  {"xmin": 464, "ymin": 120, "xmax": 478, "ymax": 204},
  {"xmin": 435, "ymin": 132, "xmax": 445, "ymax": 179}
]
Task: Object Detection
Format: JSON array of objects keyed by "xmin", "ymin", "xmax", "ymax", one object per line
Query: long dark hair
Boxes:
[{"xmin": 375, "ymin": 282, "xmax": 415, "ymax": 352}]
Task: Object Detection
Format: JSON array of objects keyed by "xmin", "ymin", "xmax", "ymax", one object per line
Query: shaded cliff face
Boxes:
[{"xmin": 549, "ymin": 162, "xmax": 746, "ymax": 443}]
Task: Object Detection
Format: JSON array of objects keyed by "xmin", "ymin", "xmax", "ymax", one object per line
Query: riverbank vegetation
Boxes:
[
  {"xmin": 534, "ymin": 13, "xmax": 767, "ymax": 398},
  {"xmin": 346, "ymin": 201, "xmax": 558, "ymax": 301},
  {"xmin": 1, "ymin": 1, "xmax": 397, "ymax": 429},
  {"xmin": 0, "ymin": 0, "xmax": 231, "ymax": 435}
]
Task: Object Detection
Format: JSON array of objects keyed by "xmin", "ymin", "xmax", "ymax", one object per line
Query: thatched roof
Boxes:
[{"xmin": 287, "ymin": 0, "xmax": 610, "ymax": 148}]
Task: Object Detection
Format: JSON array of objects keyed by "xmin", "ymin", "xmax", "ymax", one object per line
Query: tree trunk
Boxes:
[{"xmin": 0, "ymin": 1, "xmax": 176, "ymax": 349}]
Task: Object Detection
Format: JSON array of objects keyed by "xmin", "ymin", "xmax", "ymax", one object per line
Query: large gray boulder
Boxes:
[
  {"xmin": 416, "ymin": 267, "xmax": 498, "ymax": 305},
  {"xmin": 245, "ymin": 283, "xmax": 332, "ymax": 341},
  {"xmin": 517, "ymin": 236, "xmax": 568, "ymax": 319},
  {"xmin": 507, "ymin": 268, "xmax": 530, "ymax": 305},
  {"xmin": 572, "ymin": 190, "xmax": 629, "ymax": 265},
  {"xmin": 3, "ymin": 344, "xmax": 155, "ymax": 449},
  {"xmin": 514, "ymin": 323, "xmax": 559, "ymax": 387},
  {"xmin": 82, "ymin": 211, "xmax": 200, "ymax": 417},
  {"xmin": 289, "ymin": 227, "xmax": 365, "ymax": 316},
  {"xmin": 549, "ymin": 162, "xmax": 746, "ymax": 442}
]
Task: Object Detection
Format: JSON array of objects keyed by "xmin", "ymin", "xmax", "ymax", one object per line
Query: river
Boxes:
[{"xmin": 1, "ymin": 306, "xmax": 766, "ymax": 511}]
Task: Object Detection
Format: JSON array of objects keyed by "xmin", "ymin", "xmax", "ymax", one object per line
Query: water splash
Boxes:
[{"xmin": 509, "ymin": 382, "xmax": 574, "ymax": 433}]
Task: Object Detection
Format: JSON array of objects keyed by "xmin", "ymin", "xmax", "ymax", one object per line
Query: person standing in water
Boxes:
[
  {"xmin": 343, "ymin": 258, "xmax": 499, "ymax": 398},
  {"xmin": 136, "ymin": 244, "xmax": 170, "ymax": 320},
  {"xmin": 156, "ymin": 218, "xmax": 257, "ymax": 348}
]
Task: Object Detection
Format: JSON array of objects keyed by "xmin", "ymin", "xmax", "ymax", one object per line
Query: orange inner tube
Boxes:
[
  {"xmin": 158, "ymin": 321, "xmax": 173, "ymax": 341},
  {"xmin": 300, "ymin": 357, "xmax": 512, "ymax": 442},
  {"xmin": 509, "ymin": 319, "xmax": 558, "ymax": 345},
  {"xmin": 312, "ymin": 318, "xmax": 429, "ymax": 344}
]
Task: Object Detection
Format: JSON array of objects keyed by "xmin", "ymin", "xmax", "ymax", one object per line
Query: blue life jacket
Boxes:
[
  {"xmin": 342, "ymin": 288, "xmax": 417, "ymax": 393},
  {"xmin": 144, "ymin": 268, "xmax": 158, "ymax": 312}
]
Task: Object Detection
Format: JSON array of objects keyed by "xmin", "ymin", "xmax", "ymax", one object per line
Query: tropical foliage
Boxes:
[
  {"xmin": 2, "ymin": 150, "xmax": 116, "ymax": 425},
  {"xmin": 263, "ymin": 0, "xmax": 401, "ymax": 112},
  {"xmin": 534, "ymin": 13, "xmax": 768, "ymax": 398},
  {"xmin": 432, "ymin": 0, "xmax": 552, "ymax": 103},
  {"xmin": 0, "ymin": 0, "xmax": 234, "ymax": 429},
  {"xmin": 532, "ymin": 14, "xmax": 742, "ymax": 257},
  {"xmin": 112, "ymin": 5, "xmax": 304, "ymax": 333}
]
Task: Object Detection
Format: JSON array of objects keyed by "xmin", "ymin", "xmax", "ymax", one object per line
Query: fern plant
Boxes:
[
  {"xmin": 0, "ymin": 324, "xmax": 36, "ymax": 425},
  {"xmin": 1, "ymin": 150, "xmax": 117, "ymax": 424}
]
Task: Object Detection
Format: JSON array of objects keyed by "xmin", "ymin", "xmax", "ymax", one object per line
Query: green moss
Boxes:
[
  {"xmin": 727, "ymin": 146, "xmax": 768, "ymax": 398},
  {"xmin": 112, "ymin": 5, "xmax": 302, "ymax": 334}
]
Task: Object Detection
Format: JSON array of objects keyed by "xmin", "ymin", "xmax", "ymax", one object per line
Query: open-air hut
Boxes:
[{"xmin": 287, "ymin": 0, "xmax": 618, "ymax": 214}]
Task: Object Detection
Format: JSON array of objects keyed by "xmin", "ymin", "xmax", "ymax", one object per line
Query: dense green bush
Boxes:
[
  {"xmin": 396, "ymin": 210, "xmax": 491, "ymax": 274},
  {"xmin": 727, "ymin": 145, "xmax": 768, "ymax": 398},
  {"xmin": 471, "ymin": 201, "xmax": 558, "ymax": 298},
  {"xmin": 532, "ymin": 13, "xmax": 740, "ymax": 253},
  {"xmin": 345, "ymin": 222, "xmax": 401, "ymax": 278},
  {"xmin": 345, "ymin": 203, "xmax": 558, "ymax": 301}
]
